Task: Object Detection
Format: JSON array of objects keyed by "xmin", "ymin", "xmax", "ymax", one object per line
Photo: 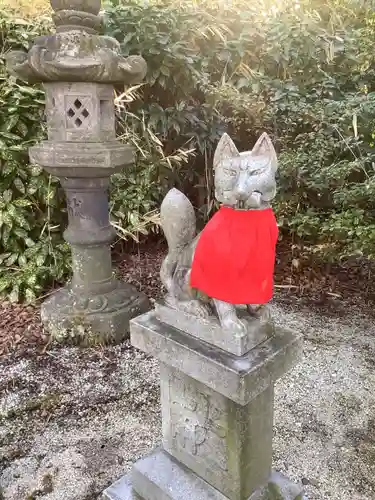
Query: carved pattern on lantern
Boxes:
[
  {"xmin": 52, "ymin": 10, "xmax": 102, "ymax": 34},
  {"xmin": 65, "ymin": 96, "xmax": 92, "ymax": 129},
  {"xmin": 50, "ymin": 0, "xmax": 101, "ymax": 15}
]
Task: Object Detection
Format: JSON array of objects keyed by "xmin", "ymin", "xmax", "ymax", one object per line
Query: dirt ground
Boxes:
[{"xmin": 1, "ymin": 246, "xmax": 375, "ymax": 500}]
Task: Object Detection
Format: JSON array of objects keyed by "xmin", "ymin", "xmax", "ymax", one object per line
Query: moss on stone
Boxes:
[
  {"xmin": 45, "ymin": 314, "xmax": 115, "ymax": 347},
  {"xmin": 261, "ymin": 482, "xmax": 284, "ymax": 500},
  {"xmin": 260, "ymin": 481, "xmax": 303, "ymax": 500}
]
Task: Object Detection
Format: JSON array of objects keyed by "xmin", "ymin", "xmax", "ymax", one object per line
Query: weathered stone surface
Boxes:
[
  {"xmin": 155, "ymin": 302, "xmax": 271, "ymax": 356},
  {"xmin": 117, "ymin": 311, "xmax": 304, "ymax": 499},
  {"xmin": 5, "ymin": 0, "xmax": 151, "ymax": 343},
  {"xmin": 6, "ymin": 0, "xmax": 147, "ymax": 84},
  {"xmin": 130, "ymin": 311, "xmax": 302, "ymax": 405},
  {"xmin": 103, "ymin": 450, "xmax": 304, "ymax": 500},
  {"xmin": 161, "ymin": 364, "xmax": 273, "ymax": 499},
  {"xmin": 102, "ymin": 474, "xmax": 139, "ymax": 500},
  {"xmin": 61, "ymin": 177, "xmax": 115, "ymax": 247},
  {"xmin": 6, "ymin": 32, "xmax": 147, "ymax": 84},
  {"xmin": 43, "ymin": 82, "xmax": 116, "ymax": 143},
  {"xmin": 40, "ymin": 170, "xmax": 149, "ymax": 343},
  {"xmin": 51, "ymin": 0, "xmax": 101, "ymax": 15},
  {"xmin": 41, "ymin": 281, "xmax": 150, "ymax": 345},
  {"xmin": 249, "ymin": 472, "xmax": 304, "ymax": 500},
  {"xmin": 104, "ymin": 450, "xmax": 227, "ymax": 500},
  {"xmin": 30, "ymin": 141, "xmax": 134, "ymax": 178},
  {"xmin": 106, "ymin": 279, "xmax": 303, "ymax": 498}
]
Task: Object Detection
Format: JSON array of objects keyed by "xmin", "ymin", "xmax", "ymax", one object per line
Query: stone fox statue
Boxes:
[{"xmin": 160, "ymin": 132, "xmax": 279, "ymax": 335}]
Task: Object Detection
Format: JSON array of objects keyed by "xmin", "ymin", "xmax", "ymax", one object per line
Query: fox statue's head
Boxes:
[{"xmin": 213, "ymin": 133, "xmax": 277, "ymax": 210}]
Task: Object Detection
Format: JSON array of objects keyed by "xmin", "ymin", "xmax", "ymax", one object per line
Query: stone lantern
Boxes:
[{"xmin": 7, "ymin": 0, "xmax": 150, "ymax": 343}]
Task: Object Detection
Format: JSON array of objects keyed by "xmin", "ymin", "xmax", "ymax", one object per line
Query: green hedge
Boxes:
[
  {"xmin": 1, "ymin": 0, "xmax": 375, "ymax": 301},
  {"xmin": 105, "ymin": 0, "xmax": 375, "ymax": 258}
]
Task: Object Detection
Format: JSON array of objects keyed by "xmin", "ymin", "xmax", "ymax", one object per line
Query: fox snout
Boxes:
[{"xmin": 234, "ymin": 187, "xmax": 249, "ymax": 202}]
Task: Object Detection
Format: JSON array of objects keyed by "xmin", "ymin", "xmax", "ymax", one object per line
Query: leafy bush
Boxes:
[
  {"xmin": 106, "ymin": 0, "xmax": 375, "ymax": 258},
  {"xmin": 0, "ymin": 14, "xmax": 67, "ymax": 302},
  {"xmin": 2, "ymin": 0, "xmax": 375, "ymax": 302}
]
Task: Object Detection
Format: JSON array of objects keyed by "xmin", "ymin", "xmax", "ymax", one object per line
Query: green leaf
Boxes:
[
  {"xmin": 25, "ymin": 238, "xmax": 36, "ymax": 247},
  {"xmin": 36, "ymin": 254, "xmax": 46, "ymax": 267},
  {"xmin": 27, "ymin": 274, "xmax": 38, "ymax": 286},
  {"xmin": 4, "ymin": 115, "xmax": 19, "ymax": 132},
  {"xmin": 13, "ymin": 18, "xmax": 29, "ymax": 25},
  {"xmin": 1, "ymin": 225, "xmax": 11, "ymax": 246},
  {"xmin": 1, "ymin": 132, "xmax": 21, "ymax": 141},
  {"xmin": 18, "ymin": 254, "xmax": 27, "ymax": 266},
  {"xmin": 13, "ymin": 178, "xmax": 26, "ymax": 193},
  {"xmin": 160, "ymin": 66, "xmax": 170, "ymax": 77},
  {"xmin": 9, "ymin": 286, "xmax": 19, "ymax": 303},
  {"xmin": 5, "ymin": 253, "xmax": 19, "ymax": 266},
  {"xmin": 3, "ymin": 190, "xmax": 12, "ymax": 203},
  {"xmin": 2, "ymin": 212, "xmax": 13, "ymax": 227},
  {"xmin": 14, "ymin": 227, "xmax": 28, "ymax": 239},
  {"xmin": 14, "ymin": 199, "xmax": 32, "ymax": 207},
  {"xmin": 30, "ymin": 165, "xmax": 43, "ymax": 176},
  {"xmin": 0, "ymin": 277, "xmax": 10, "ymax": 293},
  {"xmin": 25, "ymin": 288, "xmax": 37, "ymax": 303}
]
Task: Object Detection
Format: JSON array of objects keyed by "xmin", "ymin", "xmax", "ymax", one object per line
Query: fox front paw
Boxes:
[
  {"xmin": 165, "ymin": 296, "xmax": 211, "ymax": 318},
  {"xmin": 221, "ymin": 316, "xmax": 247, "ymax": 336},
  {"xmin": 247, "ymin": 304, "xmax": 272, "ymax": 323}
]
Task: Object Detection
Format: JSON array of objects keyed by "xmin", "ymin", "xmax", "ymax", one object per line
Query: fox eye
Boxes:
[
  {"xmin": 223, "ymin": 168, "xmax": 237, "ymax": 176},
  {"xmin": 251, "ymin": 167, "xmax": 266, "ymax": 176}
]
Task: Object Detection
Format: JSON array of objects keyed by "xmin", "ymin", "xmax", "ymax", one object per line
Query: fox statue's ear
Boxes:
[
  {"xmin": 213, "ymin": 133, "xmax": 239, "ymax": 168},
  {"xmin": 252, "ymin": 132, "xmax": 278, "ymax": 172}
]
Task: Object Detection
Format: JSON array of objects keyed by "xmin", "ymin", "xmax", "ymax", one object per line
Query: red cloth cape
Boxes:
[{"xmin": 190, "ymin": 207, "xmax": 278, "ymax": 304}]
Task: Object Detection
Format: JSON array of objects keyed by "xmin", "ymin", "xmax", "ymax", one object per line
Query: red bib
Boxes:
[{"xmin": 190, "ymin": 207, "xmax": 278, "ymax": 304}]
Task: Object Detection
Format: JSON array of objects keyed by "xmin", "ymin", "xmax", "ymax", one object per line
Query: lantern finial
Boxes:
[{"xmin": 50, "ymin": 0, "xmax": 102, "ymax": 34}]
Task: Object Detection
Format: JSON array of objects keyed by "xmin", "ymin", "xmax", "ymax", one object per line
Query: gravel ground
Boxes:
[{"xmin": 1, "ymin": 299, "xmax": 374, "ymax": 500}]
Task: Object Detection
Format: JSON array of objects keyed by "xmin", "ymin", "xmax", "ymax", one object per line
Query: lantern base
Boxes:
[{"xmin": 41, "ymin": 281, "xmax": 150, "ymax": 345}]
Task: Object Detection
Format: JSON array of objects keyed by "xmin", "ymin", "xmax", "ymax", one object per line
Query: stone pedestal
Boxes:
[
  {"xmin": 6, "ymin": 0, "xmax": 150, "ymax": 343},
  {"xmin": 104, "ymin": 308, "xmax": 305, "ymax": 500}
]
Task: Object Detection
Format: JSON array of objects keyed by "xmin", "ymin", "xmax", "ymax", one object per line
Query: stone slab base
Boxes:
[
  {"xmin": 155, "ymin": 302, "xmax": 272, "ymax": 356},
  {"xmin": 102, "ymin": 450, "xmax": 305, "ymax": 500},
  {"xmin": 41, "ymin": 281, "xmax": 150, "ymax": 345}
]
